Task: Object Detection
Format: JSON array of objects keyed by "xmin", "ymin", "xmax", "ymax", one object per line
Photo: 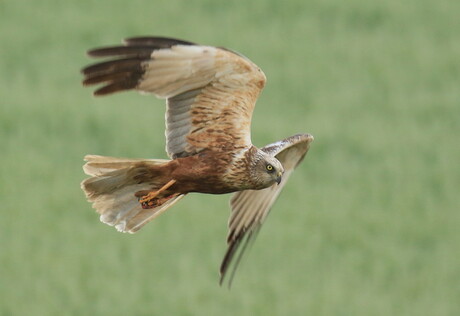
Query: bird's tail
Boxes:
[{"xmin": 81, "ymin": 155, "xmax": 185, "ymax": 233}]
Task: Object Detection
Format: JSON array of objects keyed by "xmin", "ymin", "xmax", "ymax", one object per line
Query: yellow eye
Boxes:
[{"xmin": 266, "ymin": 164, "xmax": 274, "ymax": 172}]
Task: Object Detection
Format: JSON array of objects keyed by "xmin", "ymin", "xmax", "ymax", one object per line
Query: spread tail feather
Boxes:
[{"xmin": 81, "ymin": 155, "xmax": 185, "ymax": 233}]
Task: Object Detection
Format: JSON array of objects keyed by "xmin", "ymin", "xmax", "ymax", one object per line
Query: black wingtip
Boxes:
[
  {"xmin": 123, "ymin": 36, "xmax": 196, "ymax": 47},
  {"xmin": 92, "ymin": 82, "xmax": 138, "ymax": 96},
  {"xmin": 87, "ymin": 46, "xmax": 156, "ymax": 58},
  {"xmin": 82, "ymin": 36, "xmax": 197, "ymax": 97},
  {"xmin": 219, "ymin": 235, "xmax": 242, "ymax": 288}
]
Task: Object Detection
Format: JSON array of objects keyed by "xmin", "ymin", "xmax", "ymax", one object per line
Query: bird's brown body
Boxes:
[
  {"xmin": 171, "ymin": 147, "xmax": 262, "ymax": 193},
  {"xmin": 134, "ymin": 148, "xmax": 250, "ymax": 196},
  {"xmin": 80, "ymin": 36, "xmax": 314, "ymax": 286}
]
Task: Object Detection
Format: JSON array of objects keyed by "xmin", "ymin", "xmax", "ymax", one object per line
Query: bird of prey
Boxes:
[{"xmin": 80, "ymin": 36, "xmax": 314, "ymax": 285}]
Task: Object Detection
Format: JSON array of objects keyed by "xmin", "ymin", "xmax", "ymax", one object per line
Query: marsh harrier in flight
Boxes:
[{"xmin": 81, "ymin": 36, "xmax": 314, "ymax": 285}]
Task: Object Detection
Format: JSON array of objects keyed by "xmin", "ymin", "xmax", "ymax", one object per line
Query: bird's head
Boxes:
[{"xmin": 251, "ymin": 150, "xmax": 284, "ymax": 189}]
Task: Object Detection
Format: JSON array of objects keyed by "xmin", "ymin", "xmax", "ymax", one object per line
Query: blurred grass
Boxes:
[{"xmin": 1, "ymin": 0, "xmax": 459, "ymax": 315}]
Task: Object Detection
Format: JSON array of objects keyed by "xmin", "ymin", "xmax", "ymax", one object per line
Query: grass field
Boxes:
[{"xmin": 1, "ymin": 0, "xmax": 459, "ymax": 315}]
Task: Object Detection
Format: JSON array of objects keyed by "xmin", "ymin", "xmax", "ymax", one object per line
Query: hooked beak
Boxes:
[{"xmin": 276, "ymin": 172, "xmax": 282, "ymax": 185}]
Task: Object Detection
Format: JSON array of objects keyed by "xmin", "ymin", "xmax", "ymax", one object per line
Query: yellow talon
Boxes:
[{"xmin": 139, "ymin": 179, "xmax": 177, "ymax": 204}]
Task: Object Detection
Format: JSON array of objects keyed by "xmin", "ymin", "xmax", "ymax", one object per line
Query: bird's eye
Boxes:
[{"xmin": 266, "ymin": 164, "xmax": 274, "ymax": 172}]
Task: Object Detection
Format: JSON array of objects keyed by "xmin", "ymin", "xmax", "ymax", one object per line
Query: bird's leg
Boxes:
[{"xmin": 139, "ymin": 179, "xmax": 176, "ymax": 209}]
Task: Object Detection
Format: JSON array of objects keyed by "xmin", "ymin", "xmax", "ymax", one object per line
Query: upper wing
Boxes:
[
  {"xmin": 82, "ymin": 36, "xmax": 266, "ymax": 158},
  {"xmin": 220, "ymin": 133, "xmax": 314, "ymax": 286}
]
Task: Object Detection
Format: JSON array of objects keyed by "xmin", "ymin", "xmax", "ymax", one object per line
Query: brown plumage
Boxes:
[{"xmin": 80, "ymin": 36, "xmax": 314, "ymax": 286}]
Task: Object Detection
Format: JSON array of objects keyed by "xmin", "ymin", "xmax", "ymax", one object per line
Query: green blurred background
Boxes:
[{"xmin": 1, "ymin": 0, "xmax": 459, "ymax": 315}]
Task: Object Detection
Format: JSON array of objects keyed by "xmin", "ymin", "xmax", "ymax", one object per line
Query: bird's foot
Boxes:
[
  {"xmin": 138, "ymin": 179, "xmax": 177, "ymax": 209},
  {"xmin": 140, "ymin": 193, "xmax": 180, "ymax": 209}
]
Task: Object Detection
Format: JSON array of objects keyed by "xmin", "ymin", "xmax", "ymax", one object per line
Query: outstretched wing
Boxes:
[
  {"xmin": 220, "ymin": 133, "xmax": 314, "ymax": 286},
  {"xmin": 82, "ymin": 36, "xmax": 266, "ymax": 158}
]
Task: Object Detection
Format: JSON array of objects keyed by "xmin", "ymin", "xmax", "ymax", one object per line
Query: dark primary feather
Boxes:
[
  {"xmin": 82, "ymin": 58, "xmax": 142, "ymax": 77},
  {"xmin": 219, "ymin": 227, "xmax": 261, "ymax": 287},
  {"xmin": 81, "ymin": 37, "xmax": 195, "ymax": 96},
  {"xmin": 86, "ymin": 46, "xmax": 158, "ymax": 58},
  {"xmin": 123, "ymin": 36, "xmax": 195, "ymax": 47}
]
